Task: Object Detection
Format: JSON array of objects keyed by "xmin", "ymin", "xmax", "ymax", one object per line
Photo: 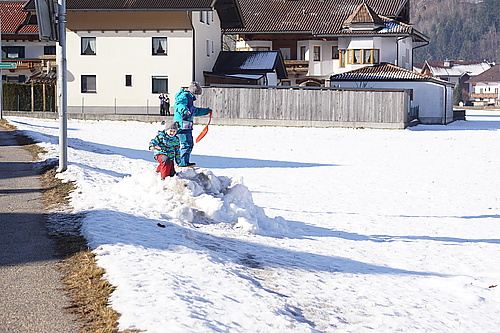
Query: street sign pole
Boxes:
[{"xmin": 56, "ymin": 0, "xmax": 67, "ymax": 172}]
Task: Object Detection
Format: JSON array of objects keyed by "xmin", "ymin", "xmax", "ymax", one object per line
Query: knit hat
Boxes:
[
  {"xmin": 187, "ymin": 81, "xmax": 203, "ymax": 95},
  {"xmin": 161, "ymin": 120, "xmax": 179, "ymax": 131}
]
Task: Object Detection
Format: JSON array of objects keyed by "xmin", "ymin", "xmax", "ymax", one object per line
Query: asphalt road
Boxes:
[{"xmin": 0, "ymin": 125, "xmax": 78, "ymax": 332}]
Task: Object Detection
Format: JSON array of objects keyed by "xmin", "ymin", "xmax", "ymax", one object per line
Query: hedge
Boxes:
[{"xmin": 2, "ymin": 82, "xmax": 56, "ymax": 112}]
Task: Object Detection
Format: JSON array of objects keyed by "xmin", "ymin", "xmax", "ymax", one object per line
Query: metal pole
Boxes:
[{"xmin": 57, "ymin": 0, "xmax": 68, "ymax": 172}]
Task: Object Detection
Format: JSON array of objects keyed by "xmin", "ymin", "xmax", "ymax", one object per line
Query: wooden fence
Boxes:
[{"xmin": 199, "ymin": 85, "xmax": 411, "ymax": 129}]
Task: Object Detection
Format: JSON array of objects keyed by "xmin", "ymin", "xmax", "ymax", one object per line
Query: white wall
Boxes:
[
  {"xmin": 66, "ymin": 30, "xmax": 194, "ymax": 110},
  {"xmin": 191, "ymin": 10, "xmax": 221, "ymax": 84},
  {"xmin": 235, "ymin": 40, "xmax": 272, "ymax": 50},
  {"xmin": 329, "ymin": 80, "xmax": 454, "ymax": 124}
]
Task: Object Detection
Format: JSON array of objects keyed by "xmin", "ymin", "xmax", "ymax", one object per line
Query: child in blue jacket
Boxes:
[
  {"xmin": 173, "ymin": 81, "xmax": 212, "ymax": 167},
  {"xmin": 149, "ymin": 120, "xmax": 181, "ymax": 179}
]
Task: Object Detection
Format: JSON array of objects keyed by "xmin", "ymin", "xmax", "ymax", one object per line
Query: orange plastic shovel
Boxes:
[{"xmin": 195, "ymin": 110, "xmax": 213, "ymax": 143}]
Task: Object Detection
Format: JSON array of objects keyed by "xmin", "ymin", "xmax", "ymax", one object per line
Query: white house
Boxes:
[
  {"xmin": 24, "ymin": 0, "xmax": 243, "ymax": 114},
  {"xmin": 420, "ymin": 60, "xmax": 492, "ymax": 102},
  {"xmin": 466, "ymin": 65, "xmax": 500, "ymax": 106},
  {"xmin": 225, "ymin": 0, "xmax": 428, "ymax": 87},
  {"xmin": 330, "ymin": 63, "xmax": 454, "ymax": 124}
]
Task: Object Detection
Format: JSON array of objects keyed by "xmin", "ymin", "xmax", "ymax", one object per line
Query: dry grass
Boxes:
[{"xmin": 1, "ymin": 119, "xmax": 142, "ymax": 333}]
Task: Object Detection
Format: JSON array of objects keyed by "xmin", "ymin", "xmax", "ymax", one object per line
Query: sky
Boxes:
[{"xmin": 6, "ymin": 109, "xmax": 500, "ymax": 333}]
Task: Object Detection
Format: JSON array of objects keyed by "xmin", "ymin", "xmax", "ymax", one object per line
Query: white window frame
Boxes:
[
  {"xmin": 152, "ymin": 37, "xmax": 168, "ymax": 55},
  {"xmin": 81, "ymin": 37, "xmax": 96, "ymax": 55},
  {"xmin": 152, "ymin": 76, "xmax": 168, "ymax": 94},
  {"xmin": 81, "ymin": 74, "xmax": 97, "ymax": 93}
]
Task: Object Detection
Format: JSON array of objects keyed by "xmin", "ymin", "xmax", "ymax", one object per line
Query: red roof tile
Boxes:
[
  {"xmin": 227, "ymin": 0, "xmax": 409, "ymax": 35},
  {"xmin": 0, "ymin": 2, "xmax": 38, "ymax": 35}
]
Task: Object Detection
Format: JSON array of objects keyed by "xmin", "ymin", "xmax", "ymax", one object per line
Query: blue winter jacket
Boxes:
[{"xmin": 173, "ymin": 88, "xmax": 211, "ymax": 130}]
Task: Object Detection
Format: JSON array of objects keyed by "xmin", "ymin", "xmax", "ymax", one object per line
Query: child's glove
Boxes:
[{"xmin": 159, "ymin": 155, "xmax": 171, "ymax": 163}]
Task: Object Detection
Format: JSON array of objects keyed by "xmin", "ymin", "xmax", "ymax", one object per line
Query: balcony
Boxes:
[
  {"xmin": 469, "ymin": 92, "xmax": 498, "ymax": 99},
  {"xmin": 2, "ymin": 58, "xmax": 42, "ymax": 71},
  {"xmin": 284, "ymin": 60, "xmax": 309, "ymax": 75}
]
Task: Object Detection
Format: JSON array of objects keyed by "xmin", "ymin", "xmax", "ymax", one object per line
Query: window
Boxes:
[
  {"xmin": 44, "ymin": 45, "xmax": 56, "ymax": 55},
  {"xmin": 81, "ymin": 75, "xmax": 96, "ymax": 93},
  {"xmin": 206, "ymin": 39, "xmax": 211, "ymax": 57},
  {"xmin": 2, "ymin": 75, "xmax": 26, "ymax": 83},
  {"xmin": 339, "ymin": 50, "xmax": 346, "ymax": 67},
  {"xmin": 152, "ymin": 37, "xmax": 167, "ymax": 55},
  {"xmin": 125, "ymin": 75, "xmax": 132, "ymax": 87},
  {"xmin": 2, "ymin": 46, "xmax": 25, "ymax": 58},
  {"xmin": 200, "ymin": 11, "xmax": 205, "ymax": 23},
  {"xmin": 300, "ymin": 46, "xmax": 306, "ymax": 60},
  {"xmin": 347, "ymin": 49, "xmax": 380, "ymax": 65},
  {"xmin": 313, "ymin": 46, "xmax": 321, "ymax": 61},
  {"xmin": 152, "ymin": 76, "xmax": 168, "ymax": 94},
  {"xmin": 81, "ymin": 37, "xmax": 96, "ymax": 55},
  {"xmin": 364, "ymin": 49, "xmax": 373, "ymax": 63},
  {"xmin": 207, "ymin": 11, "xmax": 212, "ymax": 25},
  {"xmin": 332, "ymin": 46, "xmax": 339, "ymax": 59},
  {"xmin": 280, "ymin": 48, "xmax": 291, "ymax": 60}
]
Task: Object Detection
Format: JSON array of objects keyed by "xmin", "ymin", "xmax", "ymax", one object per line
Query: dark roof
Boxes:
[
  {"xmin": 0, "ymin": 2, "xmax": 38, "ymax": 35},
  {"xmin": 330, "ymin": 63, "xmax": 451, "ymax": 85},
  {"xmin": 24, "ymin": 0, "xmax": 244, "ymax": 28},
  {"xmin": 211, "ymin": 51, "xmax": 287, "ymax": 79},
  {"xmin": 226, "ymin": 0, "xmax": 412, "ymax": 35},
  {"xmin": 24, "ymin": 0, "xmax": 214, "ymax": 11},
  {"xmin": 466, "ymin": 65, "xmax": 500, "ymax": 83}
]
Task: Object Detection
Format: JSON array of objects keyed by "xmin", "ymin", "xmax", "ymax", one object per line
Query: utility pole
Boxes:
[
  {"xmin": 35, "ymin": 0, "xmax": 66, "ymax": 171},
  {"xmin": 56, "ymin": 0, "xmax": 67, "ymax": 172}
]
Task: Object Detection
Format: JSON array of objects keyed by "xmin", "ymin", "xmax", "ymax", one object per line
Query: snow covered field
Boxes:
[{"xmin": 7, "ymin": 110, "xmax": 500, "ymax": 333}]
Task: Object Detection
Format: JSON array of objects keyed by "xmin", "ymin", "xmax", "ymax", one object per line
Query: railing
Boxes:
[
  {"xmin": 284, "ymin": 60, "xmax": 309, "ymax": 74},
  {"xmin": 469, "ymin": 92, "xmax": 498, "ymax": 99},
  {"xmin": 2, "ymin": 58, "xmax": 42, "ymax": 71}
]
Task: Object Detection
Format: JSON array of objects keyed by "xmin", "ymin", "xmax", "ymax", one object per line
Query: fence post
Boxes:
[
  {"xmin": 81, "ymin": 97, "xmax": 84, "ymax": 113},
  {"xmin": 147, "ymin": 99, "xmax": 149, "ymax": 115},
  {"xmin": 114, "ymin": 98, "xmax": 117, "ymax": 114}
]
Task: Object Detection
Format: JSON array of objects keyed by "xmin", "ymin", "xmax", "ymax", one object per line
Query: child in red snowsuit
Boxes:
[{"xmin": 149, "ymin": 120, "xmax": 181, "ymax": 179}]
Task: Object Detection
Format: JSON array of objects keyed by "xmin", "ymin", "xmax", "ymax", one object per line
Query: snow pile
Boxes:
[{"xmin": 86, "ymin": 167, "xmax": 288, "ymax": 236}]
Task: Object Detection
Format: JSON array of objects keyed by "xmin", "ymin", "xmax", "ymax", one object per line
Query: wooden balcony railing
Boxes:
[
  {"xmin": 284, "ymin": 60, "xmax": 309, "ymax": 74},
  {"xmin": 2, "ymin": 56, "xmax": 56, "ymax": 71},
  {"xmin": 470, "ymin": 92, "xmax": 498, "ymax": 99}
]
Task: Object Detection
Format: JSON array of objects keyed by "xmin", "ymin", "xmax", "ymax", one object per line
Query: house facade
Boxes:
[
  {"xmin": 1, "ymin": 1, "xmax": 55, "ymax": 84},
  {"xmin": 224, "ymin": 0, "xmax": 428, "ymax": 87},
  {"xmin": 23, "ymin": 0, "xmax": 243, "ymax": 114},
  {"xmin": 420, "ymin": 60, "xmax": 492, "ymax": 102},
  {"xmin": 466, "ymin": 65, "xmax": 500, "ymax": 106}
]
